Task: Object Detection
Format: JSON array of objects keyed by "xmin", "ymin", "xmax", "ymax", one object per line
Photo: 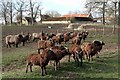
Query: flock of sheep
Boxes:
[{"xmin": 5, "ymin": 30, "xmax": 105, "ymax": 76}]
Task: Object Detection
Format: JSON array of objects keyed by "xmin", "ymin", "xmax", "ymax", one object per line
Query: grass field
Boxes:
[{"xmin": 1, "ymin": 24, "xmax": 119, "ymax": 79}]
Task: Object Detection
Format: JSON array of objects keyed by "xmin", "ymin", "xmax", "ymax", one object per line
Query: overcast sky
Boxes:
[{"xmin": 41, "ymin": 0, "xmax": 86, "ymax": 15}]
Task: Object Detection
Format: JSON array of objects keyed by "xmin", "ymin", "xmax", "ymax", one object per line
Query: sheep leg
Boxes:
[
  {"xmin": 22, "ymin": 41, "xmax": 25, "ymax": 46},
  {"xmin": 85, "ymin": 53, "xmax": 89, "ymax": 61},
  {"xmin": 8, "ymin": 44, "xmax": 11, "ymax": 48},
  {"xmin": 32, "ymin": 38, "xmax": 35, "ymax": 42},
  {"xmin": 54, "ymin": 61, "xmax": 57, "ymax": 71},
  {"xmin": 80, "ymin": 56, "xmax": 83, "ymax": 66},
  {"xmin": 68, "ymin": 54, "xmax": 71, "ymax": 62},
  {"xmin": 88, "ymin": 55, "xmax": 92, "ymax": 62},
  {"xmin": 73, "ymin": 54, "xmax": 77, "ymax": 62},
  {"xmin": 38, "ymin": 49, "xmax": 40, "ymax": 54},
  {"xmin": 8, "ymin": 43, "xmax": 11, "ymax": 48},
  {"xmin": 6, "ymin": 44, "xmax": 8, "ymax": 48},
  {"xmin": 30, "ymin": 64, "xmax": 33, "ymax": 72},
  {"xmin": 76, "ymin": 54, "xmax": 80, "ymax": 67},
  {"xmin": 76, "ymin": 58, "xmax": 80, "ymax": 67},
  {"xmin": 58, "ymin": 61, "xmax": 61, "ymax": 68},
  {"xmin": 44, "ymin": 66, "xmax": 47, "ymax": 75},
  {"xmin": 54, "ymin": 61, "xmax": 58, "ymax": 71},
  {"xmin": 41, "ymin": 66, "xmax": 44, "ymax": 76},
  {"xmin": 25, "ymin": 63, "xmax": 29, "ymax": 73},
  {"xmin": 15, "ymin": 43, "xmax": 18, "ymax": 48}
]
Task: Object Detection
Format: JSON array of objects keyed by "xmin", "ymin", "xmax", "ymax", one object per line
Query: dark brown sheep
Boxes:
[
  {"xmin": 26, "ymin": 49, "xmax": 53, "ymax": 76},
  {"xmin": 81, "ymin": 31, "xmax": 89, "ymax": 42},
  {"xmin": 92, "ymin": 40, "xmax": 105, "ymax": 58},
  {"xmin": 46, "ymin": 33, "xmax": 56, "ymax": 40},
  {"xmin": 48, "ymin": 45, "xmax": 70, "ymax": 70},
  {"xmin": 22, "ymin": 33, "xmax": 31, "ymax": 46}
]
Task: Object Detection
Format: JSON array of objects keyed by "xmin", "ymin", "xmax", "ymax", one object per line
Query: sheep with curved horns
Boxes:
[
  {"xmin": 92, "ymin": 40, "xmax": 105, "ymax": 58},
  {"xmin": 81, "ymin": 40, "xmax": 105, "ymax": 62}
]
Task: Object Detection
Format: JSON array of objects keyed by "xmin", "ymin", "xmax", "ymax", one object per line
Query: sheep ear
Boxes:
[
  {"xmin": 100, "ymin": 41, "xmax": 105, "ymax": 45},
  {"xmin": 92, "ymin": 40, "xmax": 95, "ymax": 43},
  {"xmin": 100, "ymin": 41, "xmax": 103, "ymax": 44}
]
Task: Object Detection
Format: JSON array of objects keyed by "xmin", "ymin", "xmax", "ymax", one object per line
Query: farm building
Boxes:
[
  {"xmin": 94, "ymin": 17, "xmax": 114, "ymax": 23},
  {"xmin": 42, "ymin": 13, "xmax": 94, "ymax": 24},
  {"xmin": 19, "ymin": 15, "xmax": 50, "ymax": 25},
  {"xmin": 21, "ymin": 17, "xmax": 37, "ymax": 25}
]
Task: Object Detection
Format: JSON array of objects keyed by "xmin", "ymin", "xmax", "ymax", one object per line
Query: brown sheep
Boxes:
[
  {"xmin": 81, "ymin": 42, "xmax": 93, "ymax": 61},
  {"xmin": 72, "ymin": 33, "xmax": 82, "ymax": 45},
  {"xmin": 69, "ymin": 44, "xmax": 83, "ymax": 66},
  {"xmin": 70, "ymin": 32, "xmax": 77, "ymax": 39},
  {"xmin": 52, "ymin": 33, "xmax": 64, "ymax": 44},
  {"xmin": 37, "ymin": 39, "xmax": 55, "ymax": 54},
  {"xmin": 92, "ymin": 40, "xmax": 105, "ymax": 58},
  {"xmin": 63, "ymin": 32, "xmax": 71, "ymax": 44},
  {"xmin": 81, "ymin": 40, "xmax": 105, "ymax": 62},
  {"xmin": 48, "ymin": 45, "xmax": 70, "ymax": 70},
  {"xmin": 5, "ymin": 34, "xmax": 23, "ymax": 48},
  {"xmin": 26, "ymin": 49, "xmax": 54, "ymax": 76},
  {"xmin": 81, "ymin": 31, "xmax": 89, "ymax": 42}
]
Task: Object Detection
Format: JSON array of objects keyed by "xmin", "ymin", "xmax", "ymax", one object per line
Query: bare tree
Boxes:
[
  {"xmin": 118, "ymin": 2, "xmax": 120, "ymax": 26},
  {"xmin": 39, "ymin": 9, "xmax": 42, "ymax": 23},
  {"xmin": 29, "ymin": 0, "xmax": 34, "ymax": 24},
  {"xmin": 102, "ymin": 2, "xmax": 106, "ymax": 35},
  {"xmin": 85, "ymin": 1, "xmax": 99, "ymax": 14},
  {"xmin": 1, "ymin": 1, "xmax": 9, "ymax": 25},
  {"xmin": 14, "ymin": 0, "xmax": 27, "ymax": 25},
  {"xmin": 112, "ymin": 2, "xmax": 117, "ymax": 33},
  {"xmin": 28, "ymin": 0, "xmax": 42, "ymax": 24},
  {"xmin": 9, "ymin": 0, "xmax": 12, "ymax": 24},
  {"xmin": 85, "ymin": 1, "xmax": 107, "ymax": 35}
]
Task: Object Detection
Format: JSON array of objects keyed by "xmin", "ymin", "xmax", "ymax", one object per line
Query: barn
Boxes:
[{"xmin": 42, "ymin": 13, "xmax": 94, "ymax": 24}]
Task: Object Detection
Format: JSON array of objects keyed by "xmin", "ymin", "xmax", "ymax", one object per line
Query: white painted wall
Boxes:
[{"xmin": 42, "ymin": 21, "xmax": 71, "ymax": 24}]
